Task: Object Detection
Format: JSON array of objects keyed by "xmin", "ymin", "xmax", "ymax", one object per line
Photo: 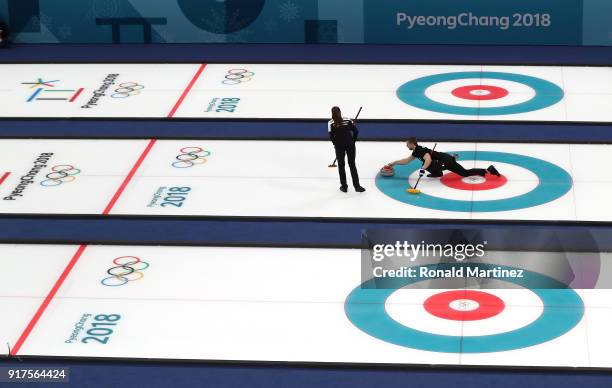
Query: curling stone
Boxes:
[{"xmin": 380, "ymin": 165, "xmax": 395, "ymax": 177}]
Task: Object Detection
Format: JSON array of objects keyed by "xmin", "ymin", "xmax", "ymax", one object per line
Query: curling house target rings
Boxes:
[
  {"xmin": 345, "ymin": 263, "xmax": 584, "ymax": 353},
  {"xmin": 396, "ymin": 71, "xmax": 564, "ymax": 115},
  {"xmin": 375, "ymin": 151, "xmax": 572, "ymax": 212}
]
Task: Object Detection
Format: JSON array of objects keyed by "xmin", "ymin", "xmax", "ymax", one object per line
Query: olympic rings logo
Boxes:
[
  {"xmin": 172, "ymin": 146, "xmax": 211, "ymax": 168},
  {"xmin": 101, "ymin": 256, "xmax": 150, "ymax": 287},
  {"xmin": 40, "ymin": 165, "xmax": 81, "ymax": 187},
  {"xmin": 111, "ymin": 82, "xmax": 145, "ymax": 98},
  {"xmin": 222, "ymin": 69, "xmax": 255, "ymax": 85}
]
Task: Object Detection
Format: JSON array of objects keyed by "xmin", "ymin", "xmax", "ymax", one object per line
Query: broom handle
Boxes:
[
  {"xmin": 412, "ymin": 143, "xmax": 438, "ymax": 189},
  {"xmin": 353, "ymin": 106, "xmax": 363, "ymax": 122}
]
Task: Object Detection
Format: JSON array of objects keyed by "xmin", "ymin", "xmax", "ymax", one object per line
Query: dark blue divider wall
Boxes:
[
  {"xmin": 1, "ymin": 120, "xmax": 612, "ymax": 143},
  {"xmin": 2, "ymin": 358, "xmax": 612, "ymax": 388},
  {"xmin": 2, "ymin": 43, "xmax": 612, "ymax": 64},
  {"xmin": 1, "ymin": 216, "xmax": 611, "ymax": 248}
]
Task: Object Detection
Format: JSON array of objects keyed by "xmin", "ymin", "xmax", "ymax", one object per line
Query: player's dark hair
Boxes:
[
  {"xmin": 331, "ymin": 106, "xmax": 343, "ymax": 124},
  {"xmin": 407, "ymin": 137, "xmax": 418, "ymax": 145}
]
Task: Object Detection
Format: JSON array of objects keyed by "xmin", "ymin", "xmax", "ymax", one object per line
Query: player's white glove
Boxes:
[{"xmin": 419, "ymin": 169, "xmax": 425, "ymax": 176}]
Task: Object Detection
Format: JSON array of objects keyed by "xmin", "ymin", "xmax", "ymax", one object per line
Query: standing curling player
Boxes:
[
  {"xmin": 389, "ymin": 137, "xmax": 500, "ymax": 179},
  {"xmin": 328, "ymin": 106, "xmax": 365, "ymax": 193}
]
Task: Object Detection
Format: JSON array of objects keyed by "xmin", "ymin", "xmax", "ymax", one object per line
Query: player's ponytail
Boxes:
[{"xmin": 331, "ymin": 106, "xmax": 343, "ymax": 124}]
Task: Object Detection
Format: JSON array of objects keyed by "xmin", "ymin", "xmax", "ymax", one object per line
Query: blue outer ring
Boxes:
[
  {"xmin": 396, "ymin": 71, "xmax": 564, "ymax": 116},
  {"xmin": 375, "ymin": 151, "xmax": 572, "ymax": 212},
  {"xmin": 345, "ymin": 263, "xmax": 584, "ymax": 353}
]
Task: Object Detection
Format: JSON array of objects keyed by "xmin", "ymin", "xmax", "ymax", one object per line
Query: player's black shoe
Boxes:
[
  {"xmin": 340, "ymin": 185, "xmax": 348, "ymax": 193},
  {"xmin": 427, "ymin": 172, "xmax": 443, "ymax": 178},
  {"xmin": 487, "ymin": 165, "xmax": 501, "ymax": 177},
  {"xmin": 355, "ymin": 186, "xmax": 366, "ymax": 192}
]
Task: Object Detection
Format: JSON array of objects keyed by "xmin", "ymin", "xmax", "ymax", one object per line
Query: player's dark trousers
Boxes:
[
  {"xmin": 335, "ymin": 144, "xmax": 360, "ymax": 188},
  {"xmin": 444, "ymin": 159, "xmax": 486, "ymax": 177}
]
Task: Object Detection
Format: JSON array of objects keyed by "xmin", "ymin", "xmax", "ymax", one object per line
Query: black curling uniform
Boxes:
[
  {"xmin": 328, "ymin": 118, "xmax": 361, "ymax": 188},
  {"xmin": 412, "ymin": 145, "xmax": 491, "ymax": 178}
]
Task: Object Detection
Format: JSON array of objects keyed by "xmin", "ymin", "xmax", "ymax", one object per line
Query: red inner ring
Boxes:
[
  {"xmin": 424, "ymin": 290, "xmax": 505, "ymax": 321},
  {"xmin": 452, "ymin": 85, "xmax": 509, "ymax": 100},
  {"xmin": 440, "ymin": 172, "xmax": 507, "ymax": 191}
]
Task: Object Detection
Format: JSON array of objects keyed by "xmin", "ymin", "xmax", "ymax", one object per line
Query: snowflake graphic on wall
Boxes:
[{"xmin": 279, "ymin": 1, "xmax": 300, "ymax": 22}]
